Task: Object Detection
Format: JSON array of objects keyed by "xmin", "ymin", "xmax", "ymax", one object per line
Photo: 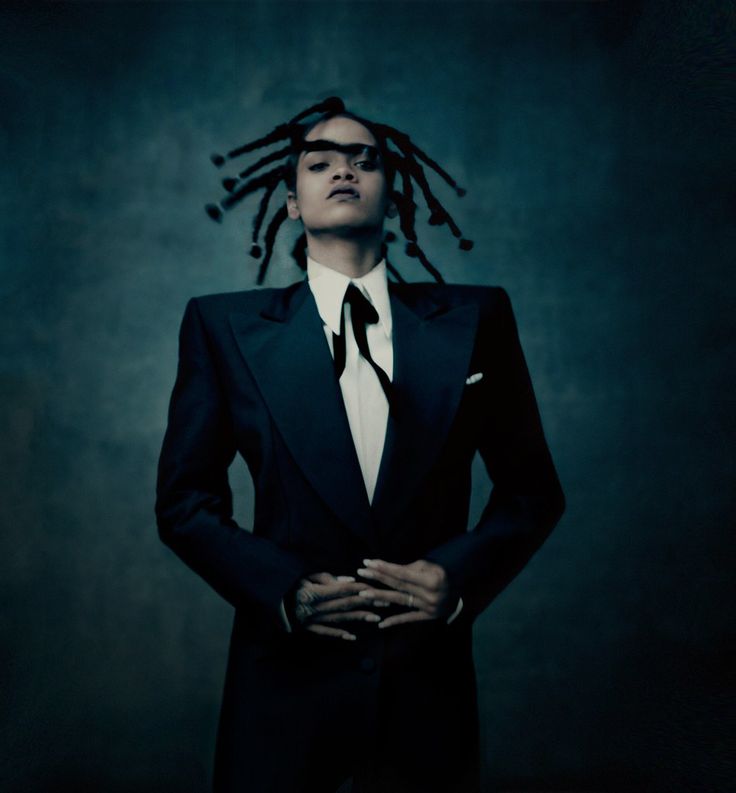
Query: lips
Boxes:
[{"xmin": 328, "ymin": 187, "xmax": 359, "ymax": 198}]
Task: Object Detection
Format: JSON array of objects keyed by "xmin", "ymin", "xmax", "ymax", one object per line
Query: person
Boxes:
[{"xmin": 155, "ymin": 97, "xmax": 565, "ymax": 793}]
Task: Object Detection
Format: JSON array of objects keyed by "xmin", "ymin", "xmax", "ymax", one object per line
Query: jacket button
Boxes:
[{"xmin": 359, "ymin": 657, "xmax": 376, "ymax": 674}]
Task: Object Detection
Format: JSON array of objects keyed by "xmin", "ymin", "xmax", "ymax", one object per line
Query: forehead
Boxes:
[{"xmin": 303, "ymin": 115, "xmax": 378, "ymax": 147}]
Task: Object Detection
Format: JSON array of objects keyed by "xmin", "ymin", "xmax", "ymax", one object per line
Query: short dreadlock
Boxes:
[{"xmin": 205, "ymin": 97, "xmax": 473, "ymax": 285}]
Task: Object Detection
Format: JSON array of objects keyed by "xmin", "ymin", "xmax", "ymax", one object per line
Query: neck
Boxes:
[{"xmin": 305, "ymin": 229, "xmax": 383, "ymax": 279}]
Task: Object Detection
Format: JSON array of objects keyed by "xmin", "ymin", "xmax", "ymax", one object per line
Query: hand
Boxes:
[
  {"xmin": 355, "ymin": 558, "xmax": 456, "ymax": 629},
  {"xmin": 289, "ymin": 572, "xmax": 391, "ymax": 641}
]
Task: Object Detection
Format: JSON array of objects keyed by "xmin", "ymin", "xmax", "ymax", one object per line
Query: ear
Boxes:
[
  {"xmin": 385, "ymin": 197, "xmax": 398, "ymax": 220},
  {"xmin": 286, "ymin": 191, "xmax": 301, "ymax": 220}
]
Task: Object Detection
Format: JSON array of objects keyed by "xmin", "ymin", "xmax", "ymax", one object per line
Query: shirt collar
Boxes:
[{"xmin": 306, "ymin": 255, "xmax": 392, "ymax": 339}]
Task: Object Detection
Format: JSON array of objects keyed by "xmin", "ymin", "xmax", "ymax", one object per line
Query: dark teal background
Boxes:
[{"xmin": 1, "ymin": 1, "xmax": 733, "ymax": 791}]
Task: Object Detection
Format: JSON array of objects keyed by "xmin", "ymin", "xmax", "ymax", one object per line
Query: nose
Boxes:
[{"xmin": 331, "ymin": 163, "xmax": 356, "ymax": 181}]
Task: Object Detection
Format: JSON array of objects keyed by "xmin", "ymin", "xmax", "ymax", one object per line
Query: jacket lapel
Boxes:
[
  {"xmin": 228, "ymin": 279, "xmax": 375, "ymax": 546},
  {"xmin": 228, "ymin": 277, "xmax": 479, "ymax": 548},
  {"xmin": 371, "ymin": 283, "xmax": 479, "ymax": 535}
]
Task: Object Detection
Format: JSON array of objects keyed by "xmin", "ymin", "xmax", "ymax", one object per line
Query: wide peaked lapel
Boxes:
[
  {"xmin": 371, "ymin": 282, "xmax": 479, "ymax": 536},
  {"xmin": 228, "ymin": 279, "xmax": 375, "ymax": 547}
]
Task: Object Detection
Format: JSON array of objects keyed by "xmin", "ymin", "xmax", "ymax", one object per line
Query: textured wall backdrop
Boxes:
[{"xmin": 1, "ymin": 1, "xmax": 733, "ymax": 791}]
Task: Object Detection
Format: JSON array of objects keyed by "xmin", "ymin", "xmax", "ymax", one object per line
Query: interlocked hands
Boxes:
[{"xmin": 289, "ymin": 558, "xmax": 455, "ymax": 640}]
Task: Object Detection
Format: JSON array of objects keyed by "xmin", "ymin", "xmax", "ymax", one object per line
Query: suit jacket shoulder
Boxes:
[
  {"xmin": 191, "ymin": 281, "xmax": 301, "ymax": 314},
  {"xmin": 182, "ymin": 280, "xmax": 307, "ymax": 340},
  {"xmin": 391, "ymin": 279, "xmax": 507, "ymax": 300},
  {"xmin": 389, "ymin": 280, "xmax": 514, "ymax": 326}
]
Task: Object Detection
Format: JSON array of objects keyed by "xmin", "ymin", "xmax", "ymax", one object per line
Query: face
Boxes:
[{"xmin": 286, "ymin": 115, "xmax": 397, "ymax": 234}]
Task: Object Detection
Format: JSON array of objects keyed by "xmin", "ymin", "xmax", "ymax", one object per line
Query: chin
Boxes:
[
  {"xmin": 313, "ymin": 224, "xmax": 383, "ymax": 238},
  {"xmin": 308, "ymin": 213, "xmax": 383, "ymax": 234}
]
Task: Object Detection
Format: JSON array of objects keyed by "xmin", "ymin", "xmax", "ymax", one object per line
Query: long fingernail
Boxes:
[
  {"xmin": 359, "ymin": 590, "xmax": 373, "ymax": 598},
  {"xmin": 357, "ymin": 568, "xmax": 374, "ymax": 578},
  {"xmin": 336, "ymin": 576, "xmax": 356, "ymax": 582},
  {"xmin": 342, "ymin": 633, "xmax": 357, "ymax": 641},
  {"xmin": 374, "ymin": 600, "xmax": 390, "ymax": 607},
  {"xmin": 363, "ymin": 558, "xmax": 377, "ymax": 567}
]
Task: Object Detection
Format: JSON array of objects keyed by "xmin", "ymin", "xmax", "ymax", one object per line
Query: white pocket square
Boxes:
[{"xmin": 465, "ymin": 372, "xmax": 484, "ymax": 385}]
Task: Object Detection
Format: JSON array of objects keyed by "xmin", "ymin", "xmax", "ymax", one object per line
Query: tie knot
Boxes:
[{"xmin": 344, "ymin": 283, "xmax": 379, "ymax": 325}]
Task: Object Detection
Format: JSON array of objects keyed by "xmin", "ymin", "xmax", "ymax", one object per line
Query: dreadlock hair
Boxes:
[{"xmin": 205, "ymin": 97, "xmax": 473, "ymax": 285}]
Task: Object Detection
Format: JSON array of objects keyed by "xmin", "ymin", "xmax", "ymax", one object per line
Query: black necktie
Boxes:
[{"xmin": 332, "ymin": 283, "xmax": 394, "ymax": 411}]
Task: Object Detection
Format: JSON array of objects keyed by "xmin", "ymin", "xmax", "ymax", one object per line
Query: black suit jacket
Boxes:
[{"xmin": 155, "ymin": 277, "xmax": 565, "ymax": 792}]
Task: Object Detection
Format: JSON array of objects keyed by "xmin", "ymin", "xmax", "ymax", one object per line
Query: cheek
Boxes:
[
  {"xmin": 295, "ymin": 183, "xmax": 322, "ymax": 212},
  {"xmin": 371, "ymin": 183, "xmax": 390, "ymax": 211},
  {"xmin": 295, "ymin": 171, "xmax": 322, "ymax": 196},
  {"xmin": 373, "ymin": 176, "xmax": 389, "ymax": 201}
]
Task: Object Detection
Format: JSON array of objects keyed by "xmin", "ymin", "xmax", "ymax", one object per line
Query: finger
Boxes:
[
  {"xmin": 378, "ymin": 610, "xmax": 433, "ymax": 629},
  {"xmin": 362, "ymin": 558, "xmax": 417, "ymax": 578},
  {"xmin": 306, "ymin": 572, "xmax": 337, "ymax": 584},
  {"xmin": 311, "ymin": 581, "xmax": 373, "ymax": 602},
  {"xmin": 313, "ymin": 610, "xmax": 382, "ymax": 624},
  {"xmin": 306, "ymin": 624, "xmax": 356, "ymax": 641},
  {"xmin": 294, "ymin": 583, "xmax": 370, "ymax": 621},
  {"xmin": 362, "ymin": 558, "xmax": 433, "ymax": 587},
  {"xmin": 357, "ymin": 563, "xmax": 440, "ymax": 600},
  {"xmin": 357, "ymin": 587, "xmax": 432, "ymax": 611},
  {"xmin": 310, "ymin": 594, "xmax": 386, "ymax": 614},
  {"xmin": 355, "ymin": 560, "xmax": 436, "ymax": 599},
  {"xmin": 356, "ymin": 567, "xmax": 427, "ymax": 597},
  {"xmin": 305, "ymin": 573, "xmax": 356, "ymax": 586}
]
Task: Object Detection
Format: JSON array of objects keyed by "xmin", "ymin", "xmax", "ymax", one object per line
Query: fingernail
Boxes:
[
  {"xmin": 377, "ymin": 622, "xmax": 388, "ymax": 629},
  {"xmin": 363, "ymin": 558, "xmax": 376, "ymax": 567},
  {"xmin": 336, "ymin": 576, "xmax": 356, "ymax": 582},
  {"xmin": 365, "ymin": 614, "xmax": 381, "ymax": 622},
  {"xmin": 359, "ymin": 590, "xmax": 373, "ymax": 598},
  {"xmin": 342, "ymin": 634, "xmax": 356, "ymax": 641},
  {"xmin": 374, "ymin": 600, "xmax": 390, "ymax": 607},
  {"xmin": 357, "ymin": 568, "xmax": 374, "ymax": 578}
]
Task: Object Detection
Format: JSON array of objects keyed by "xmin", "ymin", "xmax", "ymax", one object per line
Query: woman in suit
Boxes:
[{"xmin": 156, "ymin": 98, "xmax": 565, "ymax": 793}]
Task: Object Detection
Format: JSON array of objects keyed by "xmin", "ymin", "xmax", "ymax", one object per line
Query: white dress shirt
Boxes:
[
  {"xmin": 307, "ymin": 255, "xmax": 393, "ymax": 504},
  {"xmin": 278, "ymin": 256, "xmax": 463, "ymax": 630}
]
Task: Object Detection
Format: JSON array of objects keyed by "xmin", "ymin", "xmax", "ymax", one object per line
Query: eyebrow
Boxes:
[{"xmin": 300, "ymin": 140, "xmax": 380, "ymax": 158}]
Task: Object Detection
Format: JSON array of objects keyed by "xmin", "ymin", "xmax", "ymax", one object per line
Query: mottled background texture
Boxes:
[{"xmin": 1, "ymin": 1, "xmax": 734, "ymax": 791}]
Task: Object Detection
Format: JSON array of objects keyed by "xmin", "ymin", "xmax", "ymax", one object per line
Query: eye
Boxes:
[
  {"xmin": 307, "ymin": 162, "xmax": 328, "ymax": 172},
  {"xmin": 356, "ymin": 160, "xmax": 378, "ymax": 171}
]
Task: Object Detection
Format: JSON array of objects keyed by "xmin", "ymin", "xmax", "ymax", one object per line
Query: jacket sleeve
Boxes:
[
  {"xmin": 155, "ymin": 297, "xmax": 313, "ymax": 629},
  {"xmin": 424, "ymin": 287, "xmax": 565, "ymax": 622}
]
